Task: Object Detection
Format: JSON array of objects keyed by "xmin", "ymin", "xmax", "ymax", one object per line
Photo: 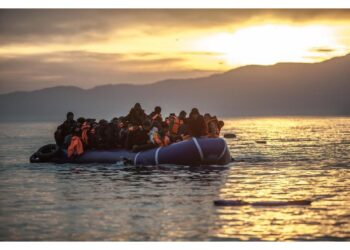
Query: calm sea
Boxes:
[{"xmin": 0, "ymin": 117, "xmax": 349, "ymax": 241}]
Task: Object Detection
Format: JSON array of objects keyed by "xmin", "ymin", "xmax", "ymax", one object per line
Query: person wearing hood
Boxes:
[
  {"xmin": 187, "ymin": 108, "xmax": 207, "ymax": 138},
  {"xmin": 124, "ymin": 103, "xmax": 147, "ymax": 126}
]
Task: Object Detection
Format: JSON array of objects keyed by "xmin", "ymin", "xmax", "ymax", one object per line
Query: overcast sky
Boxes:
[{"xmin": 0, "ymin": 9, "xmax": 350, "ymax": 93}]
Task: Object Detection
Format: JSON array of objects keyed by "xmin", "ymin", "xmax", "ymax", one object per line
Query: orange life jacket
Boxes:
[
  {"xmin": 163, "ymin": 135, "xmax": 171, "ymax": 146},
  {"xmin": 152, "ymin": 132, "xmax": 163, "ymax": 146},
  {"xmin": 170, "ymin": 116, "xmax": 183, "ymax": 134},
  {"xmin": 81, "ymin": 122, "xmax": 90, "ymax": 145},
  {"xmin": 150, "ymin": 127, "xmax": 171, "ymax": 147},
  {"xmin": 67, "ymin": 136, "xmax": 84, "ymax": 158}
]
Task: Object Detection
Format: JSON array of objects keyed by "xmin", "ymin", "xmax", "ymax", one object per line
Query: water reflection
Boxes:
[
  {"xmin": 0, "ymin": 118, "xmax": 350, "ymax": 240},
  {"xmin": 212, "ymin": 117, "xmax": 350, "ymax": 241}
]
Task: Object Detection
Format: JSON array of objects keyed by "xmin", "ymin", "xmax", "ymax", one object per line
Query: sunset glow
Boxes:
[
  {"xmin": 194, "ymin": 25, "xmax": 347, "ymax": 66},
  {"xmin": 0, "ymin": 9, "xmax": 350, "ymax": 93}
]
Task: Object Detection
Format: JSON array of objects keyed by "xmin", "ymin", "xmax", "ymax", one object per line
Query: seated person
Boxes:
[
  {"xmin": 177, "ymin": 110, "xmax": 188, "ymax": 139},
  {"xmin": 148, "ymin": 122, "xmax": 171, "ymax": 147},
  {"xmin": 149, "ymin": 106, "xmax": 163, "ymax": 129},
  {"xmin": 54, "ymin": 112, "xmax": 76, "ymax": 147},
  {"xmin": 67, "ymin": 124, "xmax": 84, "ymax": 158},
  {"xmin": 187, "ymin": 108, "xmax": 207, "ymax": 138},
  {"xmin": 95, "ymin": 119, "xmax": 113, "ymax": 150},
  {"xmin": 109, "ymin": 117, "xmax": 123, "ymax": 148},
  {"xmin": 125, "ymin": 119, "xmax": 154, "ymax": 152},
  {"xmin": 168, "ymin": 113, "xmax": 184, "ymax": 142},
  {"xmin": 206, "ymin": 116, "xmax": 220, "ymax": 138}
]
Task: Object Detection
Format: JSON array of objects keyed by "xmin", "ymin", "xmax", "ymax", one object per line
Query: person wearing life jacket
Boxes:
[
  {"xmin": 187, "ymin": 108, "xmax": 207, "ymax": 138},
  {"xmin": 67, "ymin": 123, "xmax": 85, "ymax": 158},
  {"xmin": 54, "ymin": 112, "xmax": 76, "ymax": 147},
  {"xmin": 61, "ymin": 117, "xmax": 85, "ymax": 149},
  {"xmin": 149, "ymin": 106, "xmax": 163, "ymax": 130},
  {"xmin": 160, "ymin": 122, "xmax": 171, "ymax": 146},
  {"xmin": 168, "ymin": 113, "xmax": 181, "ymax": 134},
  {"xmin": 81, "ymin": 121, "xmax": 90, "ymax": 147},
  {"xmin": 168, "ymin": 113, "xmax": 183, "ymax": 142},
  {"xmin": 148, "ymin": 122, "xmax": 171, "ymax": 147}
]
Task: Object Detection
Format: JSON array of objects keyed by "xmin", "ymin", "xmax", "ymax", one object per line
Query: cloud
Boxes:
[
  {"xmin": 311, "ymin": 47, "xmax": 336, "ymax": 53},
  {"xmin": 0, "ymin": 51, "xmax": 218, "ymax": 93},
  {"xmin": 1, "ymin": 9, "xmax": 350, "ymax": 46}
]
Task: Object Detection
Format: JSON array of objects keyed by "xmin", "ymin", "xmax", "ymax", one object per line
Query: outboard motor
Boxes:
[{"xmin": 30, "ymin": 144, "xmax": 60, "ymax": 163}]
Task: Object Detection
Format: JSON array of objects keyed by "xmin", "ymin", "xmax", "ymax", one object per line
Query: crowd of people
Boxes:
[{"xmin": 54, "ymin": 103, "xmax": 224, "ymax": 158}]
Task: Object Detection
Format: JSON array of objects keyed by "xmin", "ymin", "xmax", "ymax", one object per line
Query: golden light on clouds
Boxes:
[
  {"xmin": 193, "ymin": 24, "xmax": 348, "ymax": 67},
  {"xmin": 0, "ymin": 9, "xmax": 350, "ymax": 92}
]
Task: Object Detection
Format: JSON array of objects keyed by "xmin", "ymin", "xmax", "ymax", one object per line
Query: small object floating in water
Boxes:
[
  {"xmin": 30, "ymin": 138, "xmax": 231, "ymax": 166},
  {"xmin": 255, "ymin": 140, "xmax": 267, "ymax": 144},
  {"xmin": 214, "ymin": 200, "xmax": 312, "ymax": 207},
  {"xmin": 224, "ymin": 133, "xmax": 236, "ymax": 139}
]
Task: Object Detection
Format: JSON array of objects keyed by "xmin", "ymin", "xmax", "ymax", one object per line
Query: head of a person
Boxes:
[
  {"xmin": 208, "ymin": 121, "xmax": 218, "ymax": 134},
  {"xmin": 154, "ymin": 106, "xmax": 161, "ymax": 114},
  {"xmin": 134, "ymin": 103, "xmax": 142, "ymax": 110},
  {"xmin": 77, "ymin": 117, "xmax": 86, "ymax": 127},
  {"xmin": 218, "ymin": 120, "xmax": 225, "ymax": 130},
  {"xmin": 66, "ymin": 112, "xmax": 74, "ymax": 122},
  {"xmin": 142, "ymin": 119, "xmax": 152, "ymax": 132},
  {"xmin": 190, "ymin": 108, "xmax": 200, "ymax": 119},
  {"xmin": 161, "ymin": 122, "xmax": 169, "ymax": 133},
  {"xmin": 86, "ymin": 118, "xmax": 96, "ymax": 125},
  {"xmin": 168, "ymin": 113, "xmax": 175, "ymax": 122},
  {"xmin": 99, "ymin": 119, "xmax": 108, "ymax": 127},
  {"xmin": 111, "ymin": 117, "xmax": 119, "ymax": 125},
  {"xmin": 92, "ymin": 122, "xmax": 98, "ymax": 128},
  {"xmin": 179, "ymin": 111, "xmax": 187, "ymax": 119},
  {"xmin": 204, "ymin": 113, "xmax": 211, "ymax": 120}
]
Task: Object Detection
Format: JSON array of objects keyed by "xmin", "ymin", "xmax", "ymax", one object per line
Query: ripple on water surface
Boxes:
[{"xmin": 0, "ymin": 117, "xmax": 350, "ymax": 240}]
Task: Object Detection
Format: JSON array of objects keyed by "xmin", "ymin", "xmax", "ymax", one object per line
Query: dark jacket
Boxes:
[
  {"xmin": 125, "ymin": 128, "xmax": 149, "ymax": 150},
  {"xmin": 95, "ymin": 123, "xmax": 113, "ymax": 149},
  {"xmin": 54, "ymin": 120, "xmax": 76, "ymax": 146},
  {"xmin": 124, "ymin": 108, "xmax": 147, "ymax": 126},
  {"xmin": 187, "ymin": 115, "xmax": 207, "ymax": 137}
]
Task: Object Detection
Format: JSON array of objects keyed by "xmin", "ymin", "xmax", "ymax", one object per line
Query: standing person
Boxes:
[
  {"xmin": 54, "ymin": 112, "xmax": 76, "ymax": 147},
  {"xmin": 187, "ymin": 108, "xmax": 207, "ymax": 138},
  {"xmin": 124, "ymin": 103, "xmax": 147, "ymax": 126}
]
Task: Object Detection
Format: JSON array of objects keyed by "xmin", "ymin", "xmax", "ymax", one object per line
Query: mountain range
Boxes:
[{"xmin": 1, "ymin": 54, "xmax": 349, "ymax": 121}]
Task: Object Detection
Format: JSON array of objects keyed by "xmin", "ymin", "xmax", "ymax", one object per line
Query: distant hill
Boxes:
[{"xmin": 1, "ymin": 54, "xmax": 350, "ymax": 121}]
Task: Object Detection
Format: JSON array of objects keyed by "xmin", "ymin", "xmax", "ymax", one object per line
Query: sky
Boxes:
[{"xmin": 0, "ymin": 9, "xmax": 350, "ymax": 93}]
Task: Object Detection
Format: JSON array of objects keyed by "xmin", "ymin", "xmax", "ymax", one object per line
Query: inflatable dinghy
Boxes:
[{"xmin": 30, "ymin": 138, "xmax": 231, "ymax": 166}]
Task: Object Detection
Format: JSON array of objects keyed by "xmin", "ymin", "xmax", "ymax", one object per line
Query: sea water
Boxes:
[{"xmin": 0, "ymin": 117, "xmax": 349, "ymax": 241}]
